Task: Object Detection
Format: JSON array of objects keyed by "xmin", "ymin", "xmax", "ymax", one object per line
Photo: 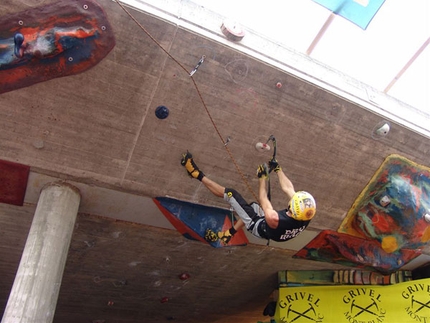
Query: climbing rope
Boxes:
[{"xmin": 114, "ymin": 0, "xmax": 259, "ymax": 201}]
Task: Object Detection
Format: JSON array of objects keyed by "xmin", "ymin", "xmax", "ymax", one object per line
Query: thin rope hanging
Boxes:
[{"xmin": 114, "ymin": 0, "xmax": 258, "ymax": 202}]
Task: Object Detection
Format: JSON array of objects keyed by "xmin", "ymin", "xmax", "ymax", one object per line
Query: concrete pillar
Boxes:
[{"xmin": 1, "ymin": 182, "xmax": 81, "ymax": 323}]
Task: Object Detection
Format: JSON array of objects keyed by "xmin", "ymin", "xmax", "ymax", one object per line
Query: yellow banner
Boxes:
[{"xmin": 275, "ymin": 278, "xmax": 430, "ymax": 323}]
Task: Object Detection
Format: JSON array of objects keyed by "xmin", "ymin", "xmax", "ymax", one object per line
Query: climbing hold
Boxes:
[
  {"xmin": 381, "ymin": 235, "xmax": 398, "ymax": 253},
  {"xmin": 255, "ymin": 142, "xmax": 270, "ymax": 152},
  {"xmin": 155, "ymin": 105, "xmax": 169, "ymax": 119},
  {"xmin": 160, "ymin": 297, "xmax": 169, "ymax": 303},
  {"xmin": 179, "ymin": 273, "xmax": 190, "ymax": 280},
  {"xmin": 372, "ymin": 121, "xmax": 390, "ymax": 139},
  {"xmin": 14, "ymin": 33, "xmax": 24, "ymax": 58},
  {"xmin": 379, "ymin": 195, "xmax": 391, "ymax": 207}
]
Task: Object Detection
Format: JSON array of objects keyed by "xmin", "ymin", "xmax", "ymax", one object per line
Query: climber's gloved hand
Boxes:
[
  {"xmin": 268, "ymin": 158, "xmax": 281, "ymax": 173},
  {"xmin": 257, "ymin": 163, "xmax": 269, "ymax": 179}
]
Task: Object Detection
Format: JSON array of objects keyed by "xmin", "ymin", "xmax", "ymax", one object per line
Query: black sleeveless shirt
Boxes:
[{"xmin": 264, "ymin": 209, "xmax": 311, "ymax": 242}]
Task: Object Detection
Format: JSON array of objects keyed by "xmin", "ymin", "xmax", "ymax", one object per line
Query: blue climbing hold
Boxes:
[
  {"xmin": 14, "ymin": 33, "xmax": 24, "ymax": 58},
  {"xmin": 155, "ymin": 105, "xmax": 169, "ymax": 119}
]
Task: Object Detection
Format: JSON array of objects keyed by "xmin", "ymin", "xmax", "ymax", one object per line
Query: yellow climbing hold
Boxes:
[{"xmin": 381, "ymin": 235, "xmax": 399, "ymax": 253}]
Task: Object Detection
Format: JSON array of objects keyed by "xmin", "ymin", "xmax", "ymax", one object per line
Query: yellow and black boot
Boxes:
[
  {"xmin": 217, "ymin": 230, "xmax": 233, "ymax": 245},
  {"xmin": 181, "ymin": 151, "xmax": 205, "ymax": 181},
  {"xmin": 204, "ymin": 229, "xmax": 218, "ymax": 242}
]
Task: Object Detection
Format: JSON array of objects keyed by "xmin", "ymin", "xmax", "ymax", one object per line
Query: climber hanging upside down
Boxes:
[{"xmin": 180, "ymin": 151, "xmax": 316, "ymax": 244}]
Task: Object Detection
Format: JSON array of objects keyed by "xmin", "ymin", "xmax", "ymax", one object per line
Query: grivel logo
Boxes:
[
  {"xmin": 402, "ymin": 282, "xmax": 430, "ymax": 322},
  {"xmin": 279, "ymin": 292, "xmax": 324, "ymax": 323},
  {"xmin": 342, "ymin": 288, "xmax": 386, "ymax": 323}
]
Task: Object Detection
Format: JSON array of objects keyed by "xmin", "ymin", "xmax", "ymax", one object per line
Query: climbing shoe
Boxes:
[
  {"xmin": 256, "ymin": 163, "xmax": 269, "ymax": 179},
  {"xmin": 181, "ymin": 151, "xmax": 204, "ymax": 181},
  {"xmin": 204, "ymin": 229, "xmax": 232, "ymax": 245},
  {"xmin": 217, "ymin": 230, "xmax": 233, "ymax": 245},
  {"xmin": 204, "ymin": 229, "xmax": 218, "ymax": 242}
]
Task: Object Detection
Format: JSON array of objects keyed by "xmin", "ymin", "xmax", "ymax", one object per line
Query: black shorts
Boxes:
[{"xmin": 223, "ymin": 188, "xmax": 268, "ymax": 239}]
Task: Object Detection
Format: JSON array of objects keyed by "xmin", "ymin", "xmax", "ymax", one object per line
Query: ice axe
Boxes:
[
  {"xmin": 266, "ymin": 135, "xmax": 276, "ymax": 201},
  {"xmin": 287, "ymin": 303, "xmax": 317, "ymax": 322},
  {"xmin": 412, "ymin": 295, "xmax": 430, "ymax": 313},
  {"xmin": 351, "ymin": 299, "xmax": 379, "ymax": 318}
]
